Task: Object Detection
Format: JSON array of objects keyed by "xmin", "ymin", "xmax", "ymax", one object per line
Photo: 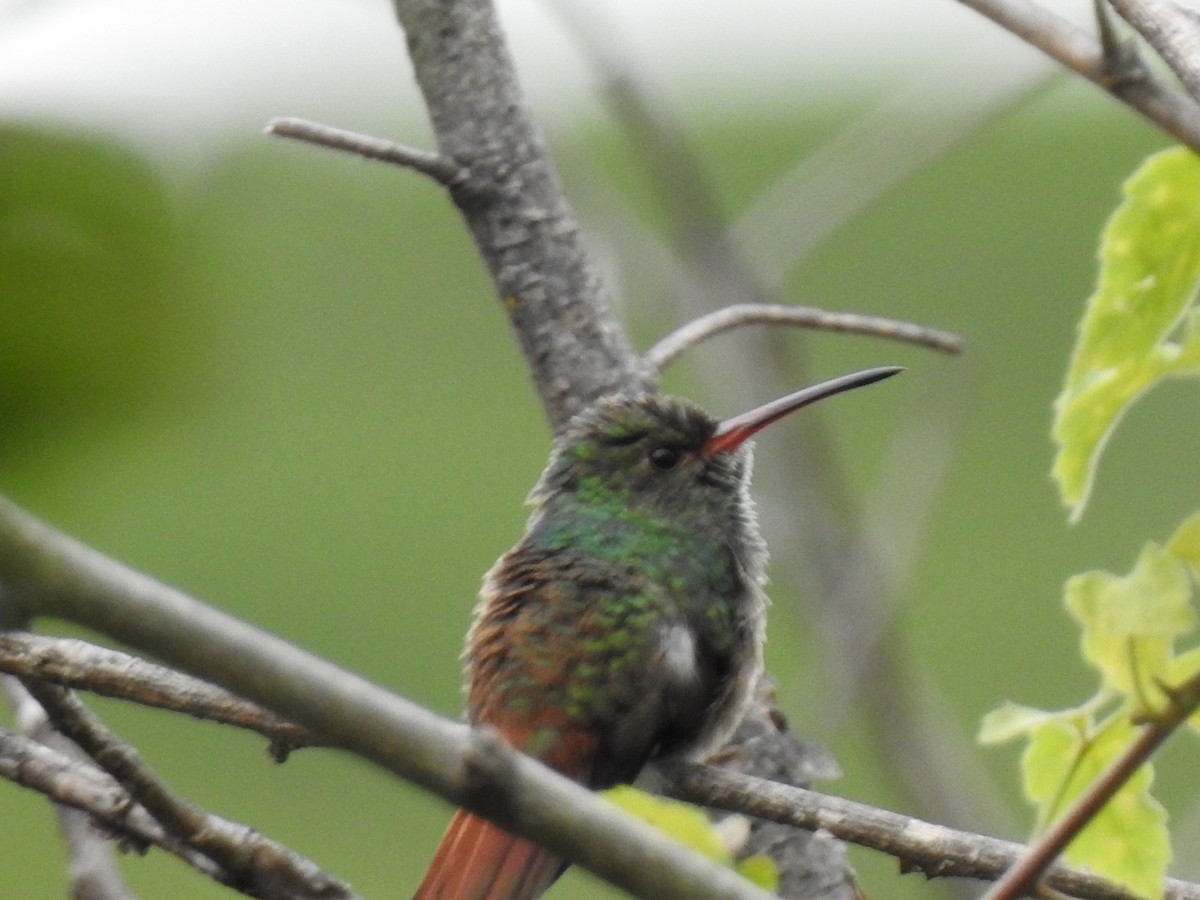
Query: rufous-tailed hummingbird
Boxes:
[{"xmin": 414, "ymin": 366, "xmax": 901, "ymax": 900}]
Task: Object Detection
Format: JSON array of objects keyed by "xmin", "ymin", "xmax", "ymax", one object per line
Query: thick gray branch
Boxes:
[{"xmin": 391, "ymin": 0, "xmax": 652, "ymax": 427}]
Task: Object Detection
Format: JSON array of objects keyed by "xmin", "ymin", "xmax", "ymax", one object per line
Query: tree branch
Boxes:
[
  {"xmin": 0, "ymin": 632, "xmax": 316, "ymax": 761},
  {"xmin": 21, "ymin": 676, "xmax": 339, "ymax": 898},
  {"xmin": 0, "ymin": 720, "xmax": 356, "ymax": 900},
  {"xmin": 664, "ymin": 763, "xmax": 1200, "ymax": 900},
  {"xmin": 0, "ymin": 497, "xmax": 773, "ymax": 900},
  {"xmin": 265, "ymin": 117, "xmax": 468, "ymax": 188},
  {"xmin": 952, "ymin": 0, "xmax": 1200, "ymax": 153},
  {"xmin": 389, "ymin": 0, "xmax": 653, "ymax": 428},
  {"xmin": 645, "ymin": 303, "xmax": 963, "ymax": 374},
  {"xmin": 3, "ymin": 677, "xmax": 135, "ymax": 900},
  {"xmin": 1109, "ymin": 0, "xmax": 1200, "ymax": 102}
]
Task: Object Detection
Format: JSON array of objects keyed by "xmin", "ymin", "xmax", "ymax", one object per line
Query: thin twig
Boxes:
[
  {"xmin": 3, "ymin": 678, "xmax": 135, "ymax": 900},
  {"xmin": 20, "ymin": 679, "xmax": 354, "ymax": 900},
  {"xmin": 952, "ymin": 0, "xmax": 1200, "ymax": 153},
  {"xmin": 0, "ymin": 721, "xmax": 357, "ymax": 900},
  {"xmin": 981, "ymin": 671, "xmax": 1200, "ymax": 900},
  {"xmin": 645, "ymin": 303, "xmax": 963, "ymax": 373},
  {"xmin": 1109, "ymin": 0, "xmax": 1200, "ymax": 101},
  {"xmin": 265, "ymin": 117, "xmax": 469, "ymax": 188},
  {"xmin": 0, "ymin": 632, "xmax": 317, "ymax": 761},
  {"xmin": 663, "ymin": 762, "xmax": 1200, "ymax": 900}
]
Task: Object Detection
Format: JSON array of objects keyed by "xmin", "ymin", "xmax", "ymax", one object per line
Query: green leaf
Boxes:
[
  {"xmin": 1166, "ymin": 510, "xmax": 1200, "ymax": 579},
  {"xmin": 603, "ymin": 786, "xmax": 779, "ymax": 890},
  {"xmin": 1065, "ymin": 543, "xmax": 1195, "ymax": 706},
  {"xmin": 1167, "ymin": 647, "xmax": 1200, "ymax": 733},
  {"xmin": 979, "ymin": 701, "xmax": 1076, "ymax": 745},
  {"xmin": 1021, "ymin": 716, "xmax": 1086, "ymax": 828},
  {"xmin": 734, "ymin": 855, "xmax": 779, "ymax": 892},
  {"xmin": 1021, "ymin": 716, "xmax": 1170, "ymax": 897},
  {"xmin": 1052, "ymin": 146, "xmax": 1200, "ymax": 521}
]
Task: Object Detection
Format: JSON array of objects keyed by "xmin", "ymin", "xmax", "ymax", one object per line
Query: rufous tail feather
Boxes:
[{"xmin": 413, "ymin": 809, "xmax": 564, "ymax": 900}]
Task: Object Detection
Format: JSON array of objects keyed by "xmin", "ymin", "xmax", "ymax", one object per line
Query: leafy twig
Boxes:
[{"xmin": 981, "ymin": 671, "xmax": 1200, "ymax": 900}]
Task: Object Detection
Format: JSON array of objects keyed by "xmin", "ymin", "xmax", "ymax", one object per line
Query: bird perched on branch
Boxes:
[{"xmin": 414, "ymin": 367, "xmax": 900, "ymax": 900}]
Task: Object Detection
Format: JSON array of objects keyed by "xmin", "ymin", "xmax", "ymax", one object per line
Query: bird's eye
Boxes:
[{"xmin": 648, "ymin": 446, "xmax": 681, "ymax": 471}]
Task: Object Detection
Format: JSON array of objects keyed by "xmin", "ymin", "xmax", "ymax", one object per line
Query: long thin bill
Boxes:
[{"xmin": 703, "ymin": 366, "xmax": 903, "ymax": 456}]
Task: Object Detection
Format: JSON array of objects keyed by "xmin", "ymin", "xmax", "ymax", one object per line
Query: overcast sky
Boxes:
[{"xmin": 0, "ymin": 0, "xmax": 1097, "ymax": 161}]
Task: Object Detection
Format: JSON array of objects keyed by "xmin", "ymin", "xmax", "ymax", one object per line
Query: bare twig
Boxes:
[
  {"xmin": 645, "ymin": 303, "xmax": 963, "ymax": 373},
  {"xmin": 0, "ymin": 632, "xmax": 317, "ymax": 761},
  {"xmin": 952, "ymin": 0, "xmax": 1200, "ymax": 153},
  {"xmin": 0, "ymin": 721, "xmax": 357, "ymax": 900},
  {"xmin": 265, "ymin": 117, "xmax": 469, "ymax": 189},
  {"xmin": 1109, "ymin": 0, "xmax": 1200, "ymax": 100},
  {"xmin": 19, "ymin": 679, "xmax": 353, "ymax": 900},
  {"xmin": 3, "ymin": 678, "xmax": 135, "ymax": 900},
  {"xmin": 664, "ymin": 762, "xmax": 1200, "ymax": 900},
  {"xmin": 981, "ymin": 671, "xmax": 1200, "ymax": 900}
]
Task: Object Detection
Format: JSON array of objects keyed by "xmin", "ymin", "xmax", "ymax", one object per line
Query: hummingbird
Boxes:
[{"xmin": 414, "ymin": 366, "xmax": 901, "ymax": 900}]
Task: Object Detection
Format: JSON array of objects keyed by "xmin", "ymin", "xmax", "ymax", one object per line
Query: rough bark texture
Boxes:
[
  {"xmin": 389, "ymin": 1, "xmax": 861, "ymax": 895},
  {"xmin": 394, "ymin": 0, "xmax": 653, "ymax": 428}
]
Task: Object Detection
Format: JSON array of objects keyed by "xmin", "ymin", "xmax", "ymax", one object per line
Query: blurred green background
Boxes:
[{"xmin": 3, "ymin": 1, "xmax": 1199, "ymax": 897}]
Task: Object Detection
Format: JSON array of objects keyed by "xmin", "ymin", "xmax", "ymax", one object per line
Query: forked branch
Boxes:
[
  {"xmin": 0, "ymin": 719, "xmax": 356, "ymax": 899},
  {"xmin": 19, "ymin": 679, "xmax": 356, "ymax": 900},
  {"xmin": 952, "ymin": 0, "xmax": 1200, "ymax": 152}
]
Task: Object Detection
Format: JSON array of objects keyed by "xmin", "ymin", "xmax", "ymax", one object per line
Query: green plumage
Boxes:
[{"xmin": 416, "ymin": 368, "xmax": 900, "ymax": 900}]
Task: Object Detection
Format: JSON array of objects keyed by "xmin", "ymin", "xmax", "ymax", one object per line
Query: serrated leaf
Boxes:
[
  {"xmin": 1065, "ymin": 543, "xmax": 1195, "ymax": 705},
  {"xmin": 1166, "ymin": 510, "xmax": 1200, "ymax": 579},
  {"xmin": 1052, "ymin": 146, "xmax": 1200, "ymax": 521}
]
